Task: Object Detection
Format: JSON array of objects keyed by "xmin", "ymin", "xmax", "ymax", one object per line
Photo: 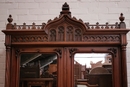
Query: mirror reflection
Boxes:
[
  {"xmin": 19, "ymin": 53, "xmax": 57, "ymax": 87},
  {"xmin": 74, "ymin": 53, "xmax": 112, "ymax": 87}
]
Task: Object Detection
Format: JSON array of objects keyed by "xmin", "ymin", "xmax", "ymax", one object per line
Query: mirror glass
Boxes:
[
  {"xmin": 74, "ymin": 53, "xmax": 112, "ymax": 87},
  {"xmin": 19, "ymin": 53, "xmax": 57, "ymax": 87}
]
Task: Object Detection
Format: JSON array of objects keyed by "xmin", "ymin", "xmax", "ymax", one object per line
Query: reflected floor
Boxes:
[{"xmin": 77, "ymin": 85, "xmax": 87, "ymax": 87}]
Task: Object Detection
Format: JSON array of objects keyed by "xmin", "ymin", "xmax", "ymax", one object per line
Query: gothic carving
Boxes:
[
  {"xmin": 83, "ymin": 35, "xmax": 120, "ymax": 42},
  {"xmin": 58, "ymin": 26, "xmax": 64, "ymax": 41},
  {"xmin": 108, "ymin": 48, "xmax": 117, "ymax": 57},
  {"xmin": 49, "ymin": 29, "xmax": 56, "ymax": 41},
  {"xmin": 12, "ymin": 35, "xmax": 48, "ymax": 42},
  {"xmin": 75, "ymin": 29, "xmax": 82, "ymax": 41},
  {"xmin": 67, "ymin": 26, "xmax": 73, "ymax": 41},
  {"xmin": 15, "ymin": 49, "xmax": 20, "ymax": 58},
  {"xmin": 11, "ymin": 34, "xmax": 121, "ymax": 43},
  {"xmin": 69, "ymin": 48, "xmax": 77, "ymax": 58},
  {"xmin": 2, "ymin": 2, "xmax": 130, "ymax": 87},
  {"xmin": 54, "ymin": 49, "xmax": 62, "ymax": 58}
]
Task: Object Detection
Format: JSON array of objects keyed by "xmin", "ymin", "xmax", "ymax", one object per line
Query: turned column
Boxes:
[
  {"xmin": 121, "ymin": 46, "xmax": 128, "ymax": 87},
  {"xmin": 121, "ymin": 32, "xmax": 128, "ymax": 87},
  {"xmin": 5, "ymin": 35, "xmax": 11, "ymax": 87},
  {"xmin": 5, "ymin": 15, "xmax": 13, "ymax": 87}
]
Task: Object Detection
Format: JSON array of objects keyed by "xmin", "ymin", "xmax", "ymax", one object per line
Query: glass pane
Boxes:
[
  {"xmin": 74, "ymin": 53, "xmax": 112, "ymax": 87},
  {"xmin": 19, "ymin": 53, "xmax": 57, "ymax": 87}
]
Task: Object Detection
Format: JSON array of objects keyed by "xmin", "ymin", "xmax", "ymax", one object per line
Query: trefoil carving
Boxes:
[
  {"xmin": 54, "ymin": 49, "xmax": 62, "ymax": 58},
  {"xmin": 69, "ymin": 48, "xmax": 78, "ymax": 58},
  {"xmin": 108, "ymin": 48, "xmax": 117, "ymax": 57}
]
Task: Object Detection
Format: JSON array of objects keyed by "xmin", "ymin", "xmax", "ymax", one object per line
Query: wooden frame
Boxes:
[{"xmin": 2, "ymin": 2, "xmax": 130, "ymax": 87}]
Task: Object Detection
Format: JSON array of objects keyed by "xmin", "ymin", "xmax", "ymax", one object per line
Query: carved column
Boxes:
[
  {"xmin": 121, "ymin": 46, "xmax": 128, "ymax": 87},
  {"xmin": 5, "ymin": 35, "xmax": 11, "ymax": 87}
]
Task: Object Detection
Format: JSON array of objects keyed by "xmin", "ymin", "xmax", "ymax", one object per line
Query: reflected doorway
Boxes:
[
  {"xmin": 74, "ymin": 53, "xmax": 112, "ymax": 87},
  {"xmin": 19, "ymin": 53, "xmax": 57, "ymax": 87}
]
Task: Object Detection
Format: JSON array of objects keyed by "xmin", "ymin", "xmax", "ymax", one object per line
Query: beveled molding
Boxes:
[{"xmin": 11, "ymin": 35, "xmax": 120, "ymax": 43}]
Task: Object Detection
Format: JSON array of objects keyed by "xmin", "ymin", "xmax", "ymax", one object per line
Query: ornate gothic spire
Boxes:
[{"xmin": 60, "ymin": 2, "xmax": 71, "ymax": 16}]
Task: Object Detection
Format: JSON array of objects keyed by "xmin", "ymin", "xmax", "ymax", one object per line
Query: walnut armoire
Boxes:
[{"xmin": 2, "ymin": 2, "xmax": 130, "ymax": 87}]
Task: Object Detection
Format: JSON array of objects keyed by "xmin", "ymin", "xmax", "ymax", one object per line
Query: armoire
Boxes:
[{"xmin": 2, "ymin": 2, "xmax": 130, "ymax": 87}]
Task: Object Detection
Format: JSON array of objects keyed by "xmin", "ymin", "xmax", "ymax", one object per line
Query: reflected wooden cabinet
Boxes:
[{"xmin": 2, "ymin": 2, "xmax": 130, "ymax": 87}]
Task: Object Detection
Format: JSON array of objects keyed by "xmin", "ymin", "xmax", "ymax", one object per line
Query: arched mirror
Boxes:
[
  {"xmin": 74, "ymin": 53, "xmax": 112, "ymax": 87},
  {"xmin": 19, "ymin": 53, "xmax": 57, "ymax": 87}
]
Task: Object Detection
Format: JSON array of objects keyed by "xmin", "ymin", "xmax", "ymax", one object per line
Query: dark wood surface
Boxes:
[{"xmin": 2, "ymin": 2, "xmax": 130, "ymax": 87}]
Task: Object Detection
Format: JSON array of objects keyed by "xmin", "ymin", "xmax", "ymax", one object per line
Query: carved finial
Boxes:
[
  {"xmin": 119, "ymin": 13, "xmax": 126, "ymax": 28},
  {"xmin": 119, "ymin": 13, "xmax": 125, "ymax": 22},
  {"xmin": 6, "ymin": 15, "xmax": 13, "ymax": 29},
  {"xmin": 22, "ymin": 23, "xmax": 26, "ymax": 29},
  {"xmin": 96, "ymin": 22, "xmax": 99, "ymax": 29},
  {"xmin": 105, "ymin": 22, "xmax": 109, "ymax": 29},
  {"xmin": 7, "ymin": 15, "xmax": 13, "ymax": 23},
  {"xmin": 115, "ymin": 22, "xmax": 119, "ymax": 28},
  {"xmin": 62, "ymin": 2, "xmax": 69, "ymax": 11},
  {"xmin": 32, "ymin": 22, "xmax": 36, "ymax": 29},
  {"xmin": 60, "ymin": 2, "xmax": 71, "ymax": 16}
]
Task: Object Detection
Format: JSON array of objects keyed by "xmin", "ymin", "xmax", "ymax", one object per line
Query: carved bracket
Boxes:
[
  {"xmin": 54, "ymin": 49, "xmax": 62, "ymax": 58},
  {"xmin": 108, "ymin": 48, "xmax": 117, "ymax": 57},
  {"xmin": 69, "ymin": 48, "xmax": 78, "ymax": 58}
]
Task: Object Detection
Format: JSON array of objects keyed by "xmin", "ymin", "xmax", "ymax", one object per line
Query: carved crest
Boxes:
[{"xmin": 3, "ymin": 2, "xmax": 129, "ymax": 45}]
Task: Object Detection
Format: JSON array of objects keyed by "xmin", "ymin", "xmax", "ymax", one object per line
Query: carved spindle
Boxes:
[
  {"xmin": 6, "ymin": 15, "xmax": 13, "ymax": 29},
  {"xmin": 119, "ymin": 13, "xmax": 126, "ymax": 28},
  {"xmin": 18, "ymin": 26, "xmax": 21, "ymax": 29},
  {"xmin": 22, "ymin": 23, "xmax": 26, "ymax": 29},
  {"xmin": 115, "ymin": 22, "xmax": 119, "ymax": 28},
  {"xmin": 42, "ymin": 23, "xmax": 46, "ymax": 29},
  {"xmin": 91, "ymin": 26, "xmax": 94, "ymax": 29},
  {"xmin": 32, "ymin": 22, "xmax": 36, "ymax": 29},
  {"xmin": 37, "ymin": 26, "xmax": 40, "ymax": 29},
  {"xmin": 105, "ymin": 22, "xmax": 109, "ymax": 29},
  {"xmin": 13, "ymin": 23, "xmax": 17, "ymax": 29},
  {"xmin": 111, "ymin": 26, "xmax": 113, "ymax": 29},
  {"xmin": 28, "ymin": 26, "xmax": 30, "ymax": 29},
  {"xmin": 95, "ymin": 22, "xmax": 99, "ymax": 29},
  {"xmin": 101, "ymin": 26, "xmax": 104, "ymax": 29}
]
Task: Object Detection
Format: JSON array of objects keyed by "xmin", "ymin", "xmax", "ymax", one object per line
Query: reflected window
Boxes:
[
  {"xmin": 20, "ymin": 53, "xmax": 57, "ymax": 87},
  {"xmin": 74, "ymin": 53, "xmax": 112, "ymax": 87}
]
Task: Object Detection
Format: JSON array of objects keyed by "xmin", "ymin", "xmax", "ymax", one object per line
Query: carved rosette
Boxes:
[{"xmin": 12, "ymin": 35, "xmax": 48, "ymax": 42}]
